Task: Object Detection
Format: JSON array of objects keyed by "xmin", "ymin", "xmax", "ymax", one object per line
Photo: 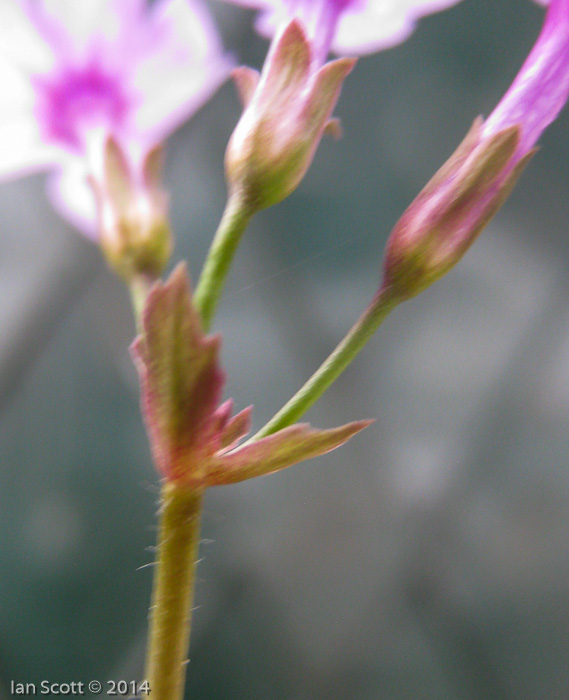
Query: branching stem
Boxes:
[{"xmin": 251, "ymin": 287, "xmax": 399, "ymax": 440}]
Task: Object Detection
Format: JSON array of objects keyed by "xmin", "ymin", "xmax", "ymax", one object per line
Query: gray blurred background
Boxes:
[{"xmin": 2, "ymin": 0, "xmax": 569, "ymax": 698}]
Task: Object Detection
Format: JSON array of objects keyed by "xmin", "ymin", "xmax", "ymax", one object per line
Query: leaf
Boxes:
[
  {"xmin": 205, "ymin": 419, "xmax": 373, "ymax": 486},
  {"xmin": 131, "ymin": 266, "xmax": 372, "ymax": 489},
  {"xmin": 131, "ymin": 263, "xmax": 225, "ymax": 483}
]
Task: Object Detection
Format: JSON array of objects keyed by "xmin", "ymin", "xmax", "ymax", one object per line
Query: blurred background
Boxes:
[{"xmin": 1, "ymin": 0, "xmax": 569, "ymax": 698}]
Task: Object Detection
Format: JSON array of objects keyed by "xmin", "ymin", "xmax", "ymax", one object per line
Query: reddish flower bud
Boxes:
[
  {"xmin": 381, "ymin": 120, "xmax": 532, "ymax": 300},
  {"xmin": 225, "ymin": 20, "xmax": 355, "ymax": 209},
  {"xmin": 381, "ymin": 0, "xmax": 569, "ymax": 301},
  {"xmin": 90, "ymin": 137, "xmax": 172, "ymax": 281}
]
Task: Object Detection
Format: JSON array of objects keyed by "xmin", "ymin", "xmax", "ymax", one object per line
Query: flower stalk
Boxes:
[
  {"xmin": 136, "ymin": 266, "xmax": 372, "ymax": 700},
  {"xmin": 194, "ymin": 190, "xmax": 256, "ymax": 330},
  {"xmin": 194, "ymin": 18, "xmax": 356, "ymax": 332},
  {"xmin": 144, "ymin": 484, "xmax": 204, "ymax": 700},
  {"xmin": 129, "ymin": 273, "xmax": 155, "ymax": 333}
]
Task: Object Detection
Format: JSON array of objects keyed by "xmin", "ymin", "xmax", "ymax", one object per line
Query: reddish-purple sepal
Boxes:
[
  {"xmin": 206, "ymin": 419, "xmax": 373, "ymax": 486},
  {"xmin": 213, "ymin": 400, "xmax": 254, "ymax": 451},
  {"xmin": 231, "ymin": 66, "xmax": 260, "ymax": 108}
]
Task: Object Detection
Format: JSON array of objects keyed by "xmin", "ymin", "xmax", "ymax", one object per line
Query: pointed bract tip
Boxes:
[
  {"xmin": 232, "ymin": 66, "xmax": 260, "ymax": 108},
  {"xmin": 324, "ymin": 118, "xmax": 343, "ymax": 140}
]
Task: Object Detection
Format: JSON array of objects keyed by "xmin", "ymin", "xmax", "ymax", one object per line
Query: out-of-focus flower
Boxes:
[
  {"xmin": 223, "ymin": 0, "xmax": 462, "ymax": 66},
  {"xmin": 0, "ymin": 0, "xmax": 231, "ymax": 235},
  {"xmin": 91, "ymin": 137, "xmax": 172, "ymax": 280},
  {"xmin": 381, "ymin": 0, "xmax": 569, "ymax": 301}
]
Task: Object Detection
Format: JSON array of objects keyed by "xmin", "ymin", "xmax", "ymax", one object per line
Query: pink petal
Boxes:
[
  {"xmin": 483, "ymin": 0, "xmax": 569, "ymax": 155},
  {"xmin": 220, "ymin": 0, "xmax": 462, "ymax": 57}
]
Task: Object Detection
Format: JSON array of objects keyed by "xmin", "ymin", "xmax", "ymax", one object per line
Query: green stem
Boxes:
[
  {"xmin": 194, "ymin": 191, "xmax": 255, "ymax": 331},
  {"xmin": 144, "ymin": 484, "xmax": 204, "ymax": 700},
  {"xmin": 251, "ymin": 288, "xmax": 400, "ymax": 440},
  {"xmin": 129, "ymin": 273, "xmax": 155, "ymax": 333}
]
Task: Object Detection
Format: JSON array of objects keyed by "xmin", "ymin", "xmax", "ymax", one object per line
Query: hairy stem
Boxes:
[{"xmin": 144, "ymin": 484, "xmax": 204, "ymax": 700}]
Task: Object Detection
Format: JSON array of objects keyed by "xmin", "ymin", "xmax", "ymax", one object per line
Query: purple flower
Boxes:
[
  {"xmin": 223, "ymin": 0, "xmax": 461, "ymax": 206},
  {"xmin": 224, "ymin": 0, "xmax": 461, "ymax": 66},
  {"xmin": 0, "ymin": 0, "xmax": 231, "ymax": 235},
  {"xmin": 380, "ymin": 0, "xmax": 569, "ymax": 302}
]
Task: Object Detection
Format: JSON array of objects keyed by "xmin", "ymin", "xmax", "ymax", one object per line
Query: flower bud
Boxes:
[
  {"xmin": 380, "ymin": 119, "xmax": 533, "ymax": 301},
  {"xmin": 381, "ymin": 0, "xmax": 569, "ymax": 301},
  {"xmin": 91, "ymin": 138, "xmax": 172, "ymax": 281},
  {"xmin": 225, "ymin": 20, "xmax": 355, "ymax": 210}
]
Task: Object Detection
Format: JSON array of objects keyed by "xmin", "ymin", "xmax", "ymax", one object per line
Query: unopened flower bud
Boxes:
[
  {"xmin": 91, "ymin": 138, "xmax": 172, "ymax": 281},
  {"xmin": 225, "ymin": 19, "xmax": 355, "ymax": 210},
  {"xmin": 381, "ymin": 119, "xmax": 532, "ymax": 300},
  {"xmin": 382, "ymin": 0, "xmax": 569, "ymax": 301}
]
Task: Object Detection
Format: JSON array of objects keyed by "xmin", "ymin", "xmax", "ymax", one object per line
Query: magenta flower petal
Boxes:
[
  {"xmin": 130, "ymin": 0, "xmax": 233, "ymax": 142},
  {"xmin": 206, "ymin": 419, "xmax": 373, "ymax": 486},
  {"xmin": 332, "ymin": 0, "xmax": 463, "ymax": 55},
  {"xmin": 483, "ymin": 0, "xmax": 569, "ymax": 157}
]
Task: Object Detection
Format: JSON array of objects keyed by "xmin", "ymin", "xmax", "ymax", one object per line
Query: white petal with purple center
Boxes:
[
  {"xmin": 132, "ymin": 0, "xmax": 233, "ymax": 141},
  {"xmin": 0, "ymin": 0, "xmax": 231, "ymax": 234},
  {"xmin": 0, "ymin": 2, "xmax": 54, "ymax": 71}
]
